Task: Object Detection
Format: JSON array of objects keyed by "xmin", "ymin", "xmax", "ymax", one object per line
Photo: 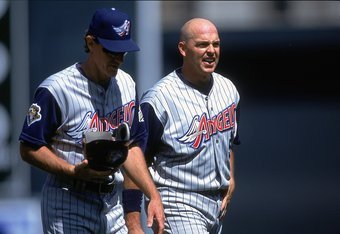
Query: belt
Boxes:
[
  {"xmin": 198, "ymin": 189, "xmax": 224, "ymax": 198},
  {"xmin": 60, "ymin": 177, "xmax": 116, "ymax": 194}
]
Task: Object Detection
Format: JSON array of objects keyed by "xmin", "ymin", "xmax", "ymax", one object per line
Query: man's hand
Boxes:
[
  {"xmin": 219, "ymin": 177, "xmax": 235, "ymax": 220},
  {"xmin": 73, "ymin": 159, "xmax": 114, "ymax": 183},
  {"xmin": 122, "ymin": 146, "xmax": 165, "ymax": 234},
  {"xmin": 146, "ymin": 196, "xmax": 165, "ymax": 234}
]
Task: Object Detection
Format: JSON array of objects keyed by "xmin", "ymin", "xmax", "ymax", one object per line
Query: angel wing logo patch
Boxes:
[{"xmin": 112, "ymin": 20, "xmax": 130, "ymax": 37}]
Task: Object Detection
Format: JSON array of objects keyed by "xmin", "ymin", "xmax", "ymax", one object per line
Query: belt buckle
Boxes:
[{"xmin": 99, "ymin": 175, "xmax": 116, "ymax": 194}]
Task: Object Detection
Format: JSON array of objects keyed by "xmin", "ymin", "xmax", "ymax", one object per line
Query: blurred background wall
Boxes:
[{"xmin": 0, "ymin": 1, "xmax": 339, "ymax": 233}]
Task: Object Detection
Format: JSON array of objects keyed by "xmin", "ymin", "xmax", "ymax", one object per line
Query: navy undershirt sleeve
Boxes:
[
  {"xmin": 140, "ymin": 102, "xmax": 164, "ymax": 165},
  {"xmin": 19, "ymin": 87, "xmax": 61, "ymax": 148},
  {"xmin": 129, "ymin": 89, "xmax": 148, "ymax": 152},
  {"xmin": 233, "ymin": 102, "xmax": 241, "ymax": 145}
]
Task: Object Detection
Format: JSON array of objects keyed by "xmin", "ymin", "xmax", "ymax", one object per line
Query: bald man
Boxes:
[{"xmin": 140, "ymin": 18, "xmax": 241, "ymax": 233}]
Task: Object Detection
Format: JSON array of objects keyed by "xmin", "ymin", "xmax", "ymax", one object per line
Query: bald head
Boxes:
[
  {"xmin": 180, "ymin": 18, "xmax": 219, "ymax": 42},
  {"xmin": 177, "ymin": 18, "xmax": 220, "ymax": 87}
]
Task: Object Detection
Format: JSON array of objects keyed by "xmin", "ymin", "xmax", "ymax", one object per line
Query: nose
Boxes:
[
  {"xmin": 111, "ymin": 53, "xmax": 125, "ymax": 64},
  {"xmin": 206, "ymin": 43, "xmax": 215, "ymax": 54},
  {"xmin": 116, "ymin": 53, "xmax": 125, "ymax": 61}
]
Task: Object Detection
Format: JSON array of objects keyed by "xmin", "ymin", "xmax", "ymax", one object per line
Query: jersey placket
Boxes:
[
  {"xmin": 97, "ymin": 86, "xmax": 109, "ymax": 131},
  {"xmin": 205, "ymin": 92, "xmax": 223, "ymax": 186}
]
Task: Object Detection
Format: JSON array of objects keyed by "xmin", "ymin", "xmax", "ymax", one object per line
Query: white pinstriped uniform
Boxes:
[
  {"xmin": 141, "ymin": 69, "xmax": 240, "ymax": 233},
  {"xmin": 19, "ymin": 63, "xmax": 141, "ymax": 233}
]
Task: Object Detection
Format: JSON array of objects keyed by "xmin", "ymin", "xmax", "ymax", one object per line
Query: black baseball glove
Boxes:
[{"xmin": 82, "ymin": 122, "xmax": 131, "ymax": 171}]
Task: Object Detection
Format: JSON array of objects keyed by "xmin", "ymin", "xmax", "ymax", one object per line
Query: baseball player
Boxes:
[
  {"xmin": 141, "ymin": 18, "xmax": 240, "ymax": 233},
  {"xmin": 19, "ymin": 8, "xmax": 164, "ymax": 234}
]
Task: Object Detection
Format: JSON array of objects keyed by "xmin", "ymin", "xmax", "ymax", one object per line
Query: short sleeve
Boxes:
[{"xmin": 19, "ymin": 87, "xmax": 61, "ymax": 147}]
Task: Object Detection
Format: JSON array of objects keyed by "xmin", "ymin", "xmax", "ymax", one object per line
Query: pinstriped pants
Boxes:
[
  {"xmin": 147, "ymin": 187, "xmax": 223, "ymax": 234},
  {"xmin": 41, "ymin": 175, "xmax": 127, "ymax": 234}
]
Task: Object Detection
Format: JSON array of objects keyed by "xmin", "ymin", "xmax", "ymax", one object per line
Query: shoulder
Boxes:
[
  {"xmin": 213, "ymin": 72, "xmax": 239, "ymax": 91},
  {"xmin": 37, "ymin": 64, "xmax": 84, "ymax": 104},
  {"xmin": 39, "ymin": 64, "xmax": 80, "ymax": 89},
  {"xmin": 212, "ymin": 72, "xmax": 240, "ymax": 101},
  {"xmin": 141, "ymin": 70, "xmax": 179, "ymax": 102},
  {"xmin": 115, "ymin": 69, "xmax": 135, "ymax": 84},
  {"xmin": 213, "ymin": 72, "xmax": 236, "ymax": 85}
]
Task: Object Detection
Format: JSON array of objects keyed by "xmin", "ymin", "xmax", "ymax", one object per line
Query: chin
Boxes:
[
  {"xmin": 108, "ymin": 69, "xmax": 118, "ymax": 77},
  {"xmin": 201, "ymin": 64, "xmax": 216, "ymax": 72},
  {"xmin": 202, "ymin": 68, "xmax": 215, "ymax": 75}
]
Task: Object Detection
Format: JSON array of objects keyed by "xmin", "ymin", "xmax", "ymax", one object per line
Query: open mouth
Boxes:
[{"xmin": 203, "ymin": 57, "xmax": 215, "ymax": 65}]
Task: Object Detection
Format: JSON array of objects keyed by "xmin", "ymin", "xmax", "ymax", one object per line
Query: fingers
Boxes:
[
  {"xmin": 147, "ymin": 207, "xmax": 165, "ymax": 234},
  {"xmin": 219, "ymin": 191, "xmax": 232, "ymax": 220},
  {"xmin": 74, "ymin": 159, "xmax": 115, "ymax": 182},
  {"xmin": 75, "ymin": 159, "xmax": 88, "ymax": 170},
  {"xmin": 146, "ymin": 212, "xmax": 153, "ymax": 228},
  {"xmin": 218, "ymin": 207, "xmax": 227, "ymax": 219},
  {"xmin": 156, "ymin": 219, "xmax": 165, "ymax": 234},
  {"xmin": 152, "ymin": 215, "xmax": 165, "ymax": 234}
]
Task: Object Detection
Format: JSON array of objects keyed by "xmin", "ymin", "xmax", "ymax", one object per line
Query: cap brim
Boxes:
[{"xmin": 97, "ymin": 37, "xmax": 140, "ymax": 53}]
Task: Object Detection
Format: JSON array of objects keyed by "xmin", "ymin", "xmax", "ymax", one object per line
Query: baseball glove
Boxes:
[{"xmin": 82, "ymin": 122, "xmax": 131, "ymax": 171}]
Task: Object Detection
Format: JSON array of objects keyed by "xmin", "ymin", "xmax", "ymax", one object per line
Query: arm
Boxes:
[
  {"xmin": 219, "ymin": 101, "xmax": 241, "ymax": 218},
  {"xmin": 19, "ymin": 87, "xmax": 113, "ymax": 182},
  {"xmin": 20, "ymin": 143, "xmax": 113, "ymax": 182},
  {"xmin": 220, "ymin": 148, "xmax": 235, "ymax": 219},
  {"xmin": 123, "ymin": 146, "xmax": 164, "ymax": 234}
]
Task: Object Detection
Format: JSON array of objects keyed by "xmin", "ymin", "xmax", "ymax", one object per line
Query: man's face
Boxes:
[
  {"xmin": 183, "ymin": 30, "xmax": 220, "ymax": 77},
  {"xmin": 94, "ymin": 43, "xmax": 126, "ymax": 78}
]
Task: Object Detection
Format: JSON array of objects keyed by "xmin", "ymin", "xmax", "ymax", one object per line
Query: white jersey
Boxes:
[
  {"xmin": 19, "ymin": 63, "xmax": 144, "ymax": 233},
  {"xmin": 39, "ymin": 63, "xmax": 137, "ymax": 180},
  {"xmin": 141, "ymin": 69, "xmax": 240, "ymax": 192}
]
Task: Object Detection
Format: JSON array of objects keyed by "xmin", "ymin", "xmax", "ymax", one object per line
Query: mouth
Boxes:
[
  {"xmin": 109, "ymin": 62, "xmax": 120, "ymax": 69},
  {"xmin": 202, "ymin": 57, "xmax": 215, "ymax": 65},
  {"xmin": 109, "ymin": 64, "xmax": 118, "ymax": 69},
  {"xmin": 108, "ymin": 64, "xmax": 119, "ymax": 75}
]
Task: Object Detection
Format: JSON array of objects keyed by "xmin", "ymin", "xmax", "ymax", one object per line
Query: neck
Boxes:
[
  {"xmin": 181, "ymin": 66, "xmax": 212, "ymax": 89},
  {"xmin": 80, "ymin": 60, "xmax": 110, "ymax": 89}
]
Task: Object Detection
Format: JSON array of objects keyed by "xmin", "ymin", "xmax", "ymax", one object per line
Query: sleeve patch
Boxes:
[{"xmin": 27, "ymin": 103, "xmax": 42, "ymax": 126}]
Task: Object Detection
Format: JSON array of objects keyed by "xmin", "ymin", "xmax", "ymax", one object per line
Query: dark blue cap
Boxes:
[{"xmin": 88, "ymin": 8, "xmax": 140, "ymax": 53}]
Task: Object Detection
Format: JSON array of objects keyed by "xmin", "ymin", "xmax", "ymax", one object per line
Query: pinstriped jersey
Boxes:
[
  {"xmin": 141, "ymin": 69, "xmax": 240, "ymax": 191},
  {"xmin": 19, "ymin": 63, "xmax": 146, "ymax": 184}
]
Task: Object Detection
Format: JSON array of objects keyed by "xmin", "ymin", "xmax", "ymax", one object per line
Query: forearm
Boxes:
[
  {"xmin": 125, "ymin": 212, "xmax": 143, "ymax": 233},
  {"xmin": 123, "ymin": 146, "xmax": 160, "ymax": 200},
  {"xmin": 219, "ymin": 149, "xmax": 236, "ymax": 219},
  {"xmin": 20, "ymin": 142, "xmax": 112, "ymax": 182},
  {"xmin": 123, "ymin": 146, "xmax": 164, "ymax": 232},
  {"xmin": 20, "ymin": 143, "xmax": 74, "ymax": 177},
  {"xmin": 229, "ymin": 149, "xmax": 235, "ymax": 180}
]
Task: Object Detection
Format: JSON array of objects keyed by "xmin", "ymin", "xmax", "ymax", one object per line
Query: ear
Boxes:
[
  {"xmin": 85, "ymin": 35, "xmax": 96, "ymax": 51},
  {"xmin": 178, "ymin": 41, "xmax": 186, "ymax": 57}
]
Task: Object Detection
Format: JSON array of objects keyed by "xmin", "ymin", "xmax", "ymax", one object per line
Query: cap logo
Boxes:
[{"xmin": 112, "ymin": 20, "xmax": 130, "ymax": 37}]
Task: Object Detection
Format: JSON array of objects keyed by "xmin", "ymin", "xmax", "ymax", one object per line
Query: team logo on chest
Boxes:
[
  {"xmin": 26, "ymin": 103, "xmax": 42, "ymax": 126},
  {"xmin": 177, "ymin": 103, "xmax": 236, "ymax": 149},
  {"xmin": 68, "ymin": 101, "xmax": 136, "ymax": 142}
]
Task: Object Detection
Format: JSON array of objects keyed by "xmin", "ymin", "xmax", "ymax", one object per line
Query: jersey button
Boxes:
[{"xmin": 216, "ymin": 139, "xmax": 219, "ymax": 144}]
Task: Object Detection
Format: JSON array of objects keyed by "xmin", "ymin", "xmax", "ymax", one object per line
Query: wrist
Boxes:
[
  {"xmin": 122, "ymin": 189, "xmax": 143, "ymax": 213},
  {"xmin": 125, "ymin": 211, "xmax": 143, "ymax": 232}
]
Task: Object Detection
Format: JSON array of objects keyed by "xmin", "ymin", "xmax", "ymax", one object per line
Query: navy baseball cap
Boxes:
[{"xmin": 87, "ymin": 8, "xmax": 140, "ymax": 53}]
